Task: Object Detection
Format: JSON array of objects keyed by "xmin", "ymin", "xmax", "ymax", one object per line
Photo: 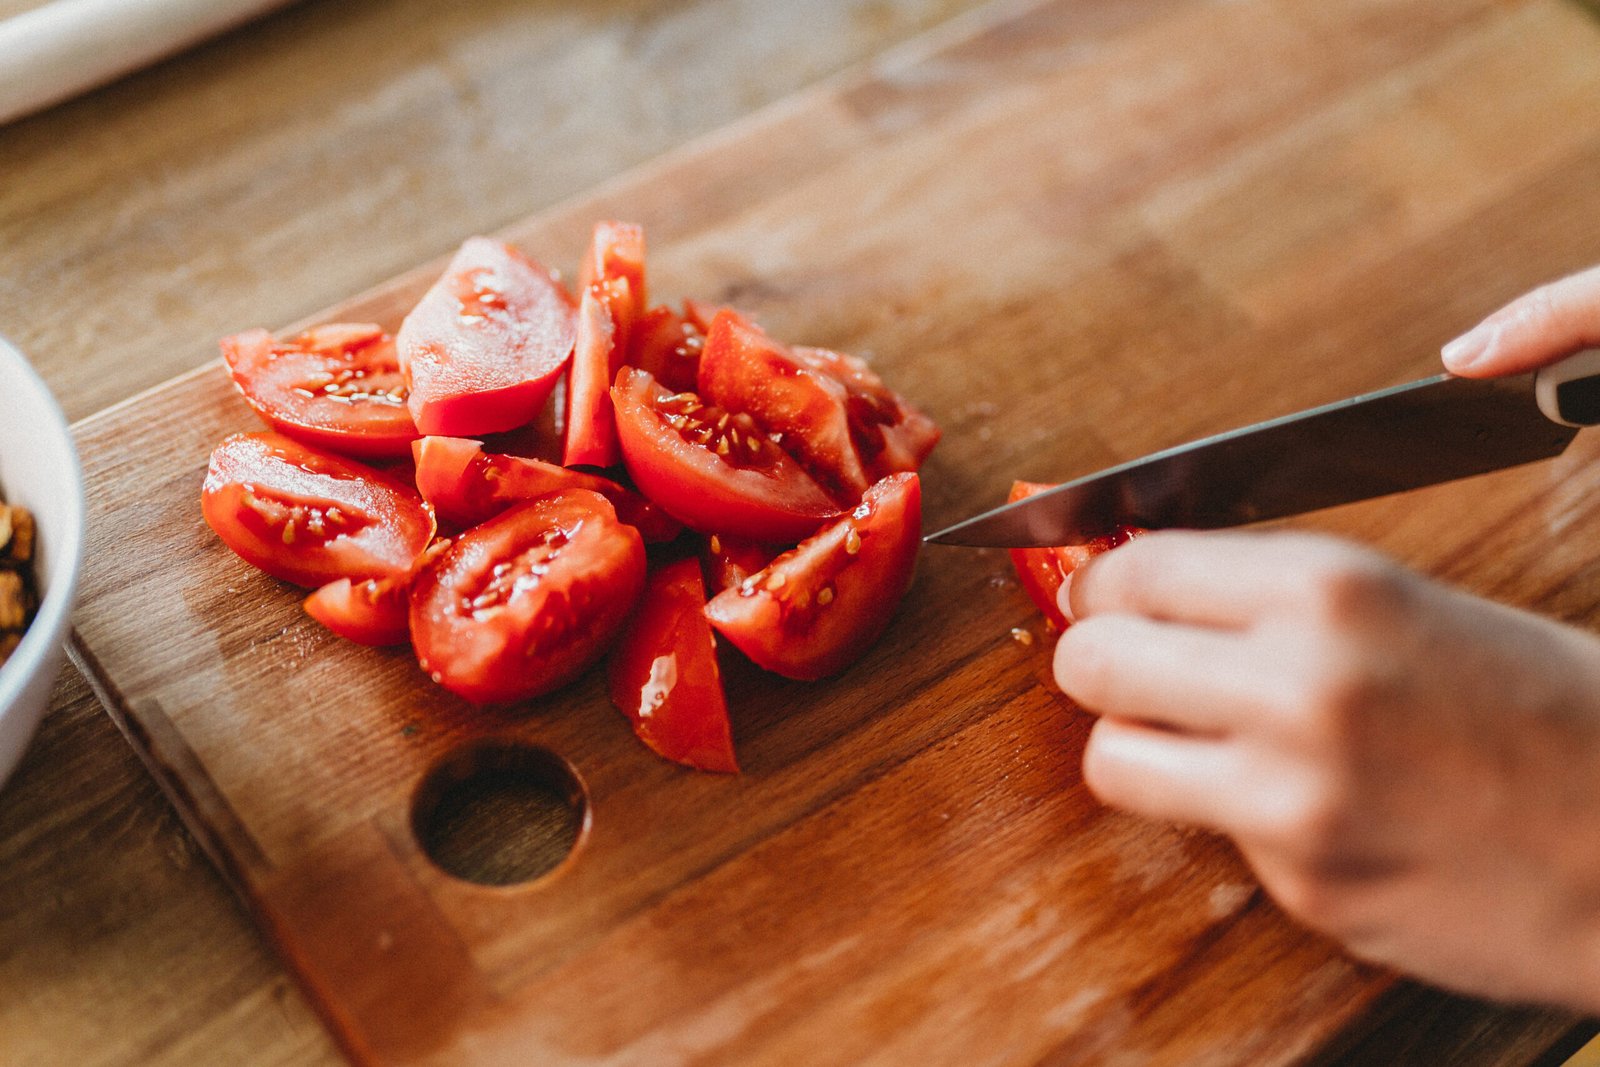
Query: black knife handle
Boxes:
[{"xmin": 1536, "ymin": 348, "xmax": 1600, "ymax": 427}]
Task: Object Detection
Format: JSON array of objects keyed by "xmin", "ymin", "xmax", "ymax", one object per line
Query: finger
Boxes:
[
  {"xmin": 1082, "ymin": 716, "xmax": 1260, "ymax": 834},
  {"xmin": 1066, "ymin": 528, "xmax": 1373, "ymax": 630},
  {"xmin": 1442, "ymin": 264, "xmax": 1600, "ymax": 377},
  {"xmin": 1055, "ymin": 614, "xmax": 1283, "ymax": 735}
]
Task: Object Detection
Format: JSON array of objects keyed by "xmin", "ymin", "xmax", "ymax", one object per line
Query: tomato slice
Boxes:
[
  {"xmin": 578, "ymin": 220, "xmax": 647, "ymax": 311},
  {"xmin": 607, "ymin": 556, "xmax": 737, "ymax": 773},
  {"xmin": 303, "ymin": 539, "xmax": 451, "ymax": 646},
  {"xmin": 565, "ymin": 277, "xmax": 634, "ymax": 468},
  {"xmin": 305, "ymin": 575, "xmax": 410, "ymax": 646},
  {"xmin": 627, "ymin": 304, "xmax": 704, "ymax": 393},
  {"xmin": 705, "ymin": 472, "xmax": 920, "ymax": 680},
  {"xmin": 789, "ymin": 345, "xmax": 940, "ymax": 482},
  {"xmin": 701, "ymin": 533, "xmax": 780, "ymax": 594},
  {"xmin": 697, "ymin": 311, "xmax": 940, "ymax": 503},
  {"xmin": 409, "ymin": 490, "xmax": 646, "ymax": 704},
  {"xmin": 1006, "ymin": 480, "xmax": 1144, "ymax": 630},
  {"xmin": 221, "ymin": 324, "xmax": 418, "ymax": 459},
  {"xmin": 397, "ymin": 237, "xmax": 577, "ymax": 436},
  {"xmin": 202, "ymin": 432, "xmax": 436, "ymax": 587},
  {"xmin": 611, "ymin": 366, "xmax": 839, "ymax": 542},
  {"xmin": 412, "ymin": 435, "xmax": 679, "ymax": 542}
]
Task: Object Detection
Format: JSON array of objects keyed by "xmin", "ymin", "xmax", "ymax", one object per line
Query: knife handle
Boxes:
[{"xmin": 1535, "ymin": 348, "xmax": 1600, "ymax": 427}]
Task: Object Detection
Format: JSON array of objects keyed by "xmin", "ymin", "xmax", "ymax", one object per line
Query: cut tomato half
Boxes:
[
  {"xmin": 607, "ymin": 556, "xmax": 737, "ymax": 773},
  {"xmin": 611, "ymin": 366, "xmax": 838, "ymax": 542},
  {"xmin": 397, "ymin": 237, "xmax": 577, "ymax": 436},
  {"xmin": 705, "ymin": 472, "xmax": 920, "ymax": 680},
  {"xmin": 1006, "ymin": 480, "xmax": 1144, "ymax": 629},
  {"xmin": 202, "ymin": 432, "xmax": 436, "ymax": 587},
  {"xmin": 563, "ymin": 277, "xmax": 630, "ymax": 468},
  {"xmin": 409, "ymin": 490, "xmax": 646, "ymax": 704},
  {"xmin": 222, "ymin": 324, "xmax": 418, "ymax": 459},
  {"xmin": 790, "ymin": 345, "xmax": 940, "ymax": 482},
  {"xmin": 412, "ymin": 435, "xmax": 679, "ymax": 541}
]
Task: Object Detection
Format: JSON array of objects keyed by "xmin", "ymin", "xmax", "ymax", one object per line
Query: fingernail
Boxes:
[
  {"xmin": 1441, "ymin": 322, "xmax": 1496, "ymax": 372},
  {"xmin": 1057, "ymin": 570, "xmax": 1075, "ymax": 625}
]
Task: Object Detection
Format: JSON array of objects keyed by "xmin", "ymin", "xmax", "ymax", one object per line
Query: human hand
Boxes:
[
  {"xmin": 1443, "ymin": 263, "xmax": 1600, "ymax": 377},
  {"xmin": 1053, "ymin": 529, "xmax": 1600, "ymax": 1011}
]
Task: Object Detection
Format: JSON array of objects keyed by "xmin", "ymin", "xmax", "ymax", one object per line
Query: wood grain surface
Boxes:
[
  {"xmin": 53, "ymin": 0, "xmax": 1600, "ymax": 1063},
  {"xmin": 0, "ymin": 2, "xmax": 988, "ymax": 1065}
]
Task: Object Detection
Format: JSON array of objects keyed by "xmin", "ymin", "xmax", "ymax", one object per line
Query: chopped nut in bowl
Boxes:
[{"xmin": 0, "ymin": 336, "xmax": 85, "ymax": 793}]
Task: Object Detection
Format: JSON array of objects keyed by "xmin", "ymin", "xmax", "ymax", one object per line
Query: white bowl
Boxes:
[{"xmin": 0, "ymin": 336, "xmax": 85, "ymax": 792}]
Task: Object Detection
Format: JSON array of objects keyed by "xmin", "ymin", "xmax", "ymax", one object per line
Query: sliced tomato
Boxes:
[
  {"xmin": 202, "ymin": 432, "xmax": 435, "ymax": 587},
  {"xmin": 705, "ymin": 472, "xmax": 920, "ymax": 680},
  {"xmin": 578, "ymin": 220, "xmax": 647, "ymax": 310},
  {"xmin": 792, "ymin": 345, "xmax": 939, "ymax": 481},
  {"xmin": 611, "ymin": 367, "xmax": 838, "ymax": 542},
  {"xmin": 305, "ymin": 575, "xmax": 410, "ymax": 646},
  {"xmin": 1006, "ymin": 480, "xmax": 1144, "ymax": 630},
  {"xmin": 565, "ymin": 277, "xmax": 633, "ymax": 468},
  {"xmin": 607, "ymin": 557, "xmax": 736, "ymax": 773},
  {"xmin": 304, "ymin": 539, "xmax": 451, "ymax": 646},
  {"xmin": 701, "ymin": 533, "xmax": 780, "ymax": 594},
  {"xmin": 698, "ymin": 310, "xmax": 869, "ymax": 503},
  {"xmin": 221, "ymin": 324, "xmax": 418, "ymax": 459},
  {"xmin": 397, "ymin": 237, "xmax": 577, "ymax": 436},
  {"xmin": 412, "ymin": 435, "xmax": 679, "ymax": 541},
  {"xmin": 409, "ymin": 490, "xmax": 645, "ymax": 704},
  {"xmin": 627, "ymin": 304, "xmax": 704, "ymax": 393}
]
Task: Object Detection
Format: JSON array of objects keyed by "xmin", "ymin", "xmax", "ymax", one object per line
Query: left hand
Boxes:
[{"xmin": 1053, "ymin": 529, "xmax": 1600, "ymax": 1011}]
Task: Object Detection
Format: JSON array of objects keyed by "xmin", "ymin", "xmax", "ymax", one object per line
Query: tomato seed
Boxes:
[
  {"xmin": 844, "ymin": 528, "xmax": 862, "ymax": 555},
  {"xmin": 817, "ymin": 586, "xmax": 835, "ymax": 606}
]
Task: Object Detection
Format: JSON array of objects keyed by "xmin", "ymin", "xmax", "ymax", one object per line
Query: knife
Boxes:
[{"xmin": 925, "ymin": 349, "xmax": 1600, "ymax": 549}]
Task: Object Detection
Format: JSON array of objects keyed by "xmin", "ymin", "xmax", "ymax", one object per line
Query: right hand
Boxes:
[{"xmin": 1443, "ymin": 263, "xmax": 1600, "ymax": 377}]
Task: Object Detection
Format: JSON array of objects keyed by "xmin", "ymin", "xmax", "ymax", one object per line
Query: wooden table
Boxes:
[{"xmin": 1, "ymin": 0, "xmax": 1598, "ymax": 1063}]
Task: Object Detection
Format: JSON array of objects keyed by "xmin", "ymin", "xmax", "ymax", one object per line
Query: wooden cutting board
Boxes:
[{"xmin": 68, "ymin": 0, "xmax": 1600, "ymax": 1062}]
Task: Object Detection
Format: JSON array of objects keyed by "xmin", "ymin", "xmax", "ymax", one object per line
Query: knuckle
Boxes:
[{"xmin": 1296, "ymin": 548, "xmax": 1407, "ymax": 628}]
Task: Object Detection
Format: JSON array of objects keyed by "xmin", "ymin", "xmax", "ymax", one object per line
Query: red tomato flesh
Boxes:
[
  {"xmin": 578, "ymin": 220, "xmax": 647, "ymax": 311},
  {"xmin": 705, "ymin": 472, "xmax": 921, "ymax": 680},
  {"xmin": 627, "ymin": 304, "xmax": 704, "ymax": 393},
  {"xmin": 1006, "ymin": 480, "xmax": 1144, "ymax": 630},
  {"xmin": 611, "ymin": 366, "xmax": 838, "ymax": 542},
  {"xmin": 607, "ymin": 556, "xmax": 737, "ymax": 773},
  {"xmin": 564, "ymin": 276, "xmax": 631, "ymax": 468},
  {"xmin": 412, "ymin": 435, "xmax": 679, "ymax": 542},
  {"xmin": 698, "ymin": 310, "xmax": 869, "ymax": 503},
  {"xmin": 304, "ymin": 575, "xmax": 411, "ymax": 646},
  {"xmin": 303, "ymin": 539, "xmax": 451, "ymax": 646},
  {"xmin": 397, "ymin": 237, "xmax": 577, "ymax": 436},
  {"xmin": 202, "ymin": 432, "xmax": 436, "ymax": 587},
  {"xmin": 222, "ymin": 324, "xmax": 418, "ymax": 459},
  {"xmin": 790, "ymin": 344, "xmax": 940, "ymax": 482},
  {"xmin": 701, "ymin": 533, "xmax": 780, "ymax": 594},
  {"xmin": 409, "ymin": 490, "xmax": 646, "ymax": 704}
]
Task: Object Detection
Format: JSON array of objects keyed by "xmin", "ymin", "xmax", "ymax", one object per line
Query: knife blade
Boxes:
[{"xmin": 926, "ymin": 354, "xmax": 1600, "ymax": 549}]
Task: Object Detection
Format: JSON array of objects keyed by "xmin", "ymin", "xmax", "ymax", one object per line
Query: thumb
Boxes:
[{"xmin": 1442, "ymin": 264, "xmax": 1600, "ymax": 378}]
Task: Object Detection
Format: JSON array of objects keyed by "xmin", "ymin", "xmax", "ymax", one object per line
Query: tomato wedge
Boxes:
[
  {"xmin": 611, "ymin": 366, "xmax": 838, "ymax": 542},
  {"xmin": 578, "ymin": 220, "xmax": 647, "ymax": 309},
  {"xmin": 563, "ymin": 278, "xmax": 630, "ymax": 468},
  {"xmin": 698, "ymin": 311, "xmax": 940, "ymax": 502},
  {"xmin": 304, "ymin": 575, "xmax": 411, "ymax": 646},
  {"xmin": 698, "ymin": 311, "xmax": 864, "ymax": 502},
  {"xmin": 1006, "ymin": 480, "xmax": 1144, "ymax": 630},
  {"xmin": 627, "ymin": 304, "xmax": 704, "ymax": 393},
  {"xmin": 410, "ymin": 490, "xmax": 646, "ymax": 704},
  {"xmin": 303, "ymin": 539, "xmax": 451, "ymax": 646},
  {"xmin": 701, "ymin": 533, "xmax": 780, "ymax": 594},
  {"xmin": 705, "ymin": 472, "xmax": 920, "ymax": 680},
  {"xmin": 202, "ymin": 432, "xmax": 436, "ymax": 587},
  {"xmin": 221, "ymin": 324, "xmax": 418, "ymax": 459},
  {"xmin": 412, "ymin": 435, "xmax": 679, "ymax": 541},
  {"xmin": 607, "ymin": 557, "xmax": 737, "ymax": 773},
  {"xmin": 397, "ymin": 237, "xmax": 577, "ymax": 436}
]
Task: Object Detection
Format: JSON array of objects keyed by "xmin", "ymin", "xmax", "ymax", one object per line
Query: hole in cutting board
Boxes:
[{"xmin": 412, "ymin": 743, "xmax": 587, "ymax": 886}]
